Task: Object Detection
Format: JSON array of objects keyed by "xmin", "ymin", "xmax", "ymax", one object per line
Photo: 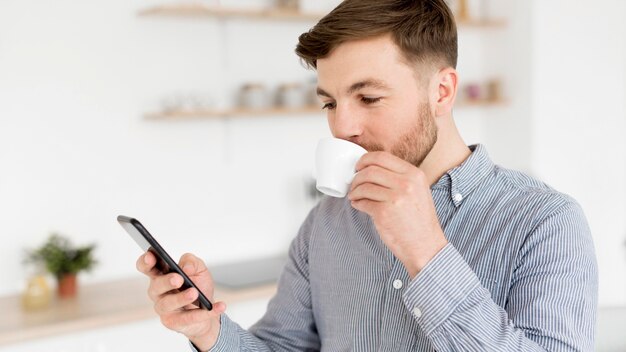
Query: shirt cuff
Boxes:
[
  {"xmin": 188, "ymin": 314, "xmax": 239, "ymax": 352},
  {"xmin": 402, "ymin": 243, "xmax": 481, "ymax": 335}
]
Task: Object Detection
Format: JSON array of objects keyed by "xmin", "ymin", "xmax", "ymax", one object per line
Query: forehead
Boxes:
[{"xmin": 316, "ymin": 35, "xmax": 422, "ymax": 89}]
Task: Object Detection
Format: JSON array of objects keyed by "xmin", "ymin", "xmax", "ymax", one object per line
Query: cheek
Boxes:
[
  {"xmin": 360, "ymin": 112, "xmax": 405, "ymax": 151},
  {"xmin": 377, "ymin": 104, "xmax": 418, "ymax": 134}
]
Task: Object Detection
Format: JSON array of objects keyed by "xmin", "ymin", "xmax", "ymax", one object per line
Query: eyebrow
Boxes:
[{"xmin": 317, "ymin": 79, "xmax": 392, "ymax": 99}]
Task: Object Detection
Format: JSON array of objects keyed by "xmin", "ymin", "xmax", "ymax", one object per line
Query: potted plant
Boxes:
[{"xmin": 25, "ymin": 234, "xmax": 97, "ymax": 298}]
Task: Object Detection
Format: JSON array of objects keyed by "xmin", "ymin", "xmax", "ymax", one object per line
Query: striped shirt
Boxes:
[{"xmin": 202, "ymin": 144, "xmax": 598, "ymax": 351}]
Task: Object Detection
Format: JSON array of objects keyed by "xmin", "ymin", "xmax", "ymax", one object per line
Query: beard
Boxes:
[{"xmin": 359, "ymin": 102, "xmax": 438, "ymax": 167}]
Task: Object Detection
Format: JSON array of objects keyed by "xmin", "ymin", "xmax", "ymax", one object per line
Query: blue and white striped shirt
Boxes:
[{"xmin": 205, "ymin": 144, "xmax": 598, "ymax": 351}]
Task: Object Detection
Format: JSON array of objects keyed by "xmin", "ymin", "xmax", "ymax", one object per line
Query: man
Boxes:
[{"xmin": 137, "ymin": 0, "xmax": 598, "ymax": 350}]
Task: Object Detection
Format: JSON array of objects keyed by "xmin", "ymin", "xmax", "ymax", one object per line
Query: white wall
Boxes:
[
  {"xmin": 528, "ymin": 0, "xmax": 626, "ymax": 306},
  {"xmin": 460, "ymin": 0, "xmax": 626, "ymax": 307},
  {"xmin": 0, "ymin": 0, "xmax": 506, "ymax": 296},
  {"xmin": 0, "ymin": 0, "xmax": 623, "ymax": 310},
  {"xmin": 0, "ymin": 0, "xmax": 336, "ymax": 295},
  {"xmin": 478, "ymin": 0, "xmax": 533, "ymax": 174}
]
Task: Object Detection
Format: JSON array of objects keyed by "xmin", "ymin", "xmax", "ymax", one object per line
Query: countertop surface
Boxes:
[{"xmin": 0, "ymin": 277, "xmax": 277, "ymax": 346}]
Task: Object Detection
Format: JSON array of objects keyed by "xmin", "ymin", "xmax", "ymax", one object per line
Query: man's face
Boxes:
[{"xmin": 316, "ymin": 35, "xmax": 438, "ymax": 167}]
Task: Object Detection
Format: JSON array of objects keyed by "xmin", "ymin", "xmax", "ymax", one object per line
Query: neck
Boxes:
[{"xmin": 420, "ymin": 116, "xmax": 472, "ymax": 185}]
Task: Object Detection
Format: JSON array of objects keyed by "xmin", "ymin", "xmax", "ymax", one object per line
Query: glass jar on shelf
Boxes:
[{"xmin": 21, "ymin": 263, "xmax": 52, "ymax": 311}]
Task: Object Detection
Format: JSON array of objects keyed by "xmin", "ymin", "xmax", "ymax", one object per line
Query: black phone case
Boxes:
[{"xmin": 117, "ymin": 215, "xmax": 213, "ymax": 311}]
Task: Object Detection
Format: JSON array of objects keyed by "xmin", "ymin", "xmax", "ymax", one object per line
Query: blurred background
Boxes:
[{"xmin": 0, "ymin": 0, "xmax": 624, "ymax": 351}]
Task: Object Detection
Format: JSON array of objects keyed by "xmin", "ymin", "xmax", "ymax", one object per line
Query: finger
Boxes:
[
  {"xmin": 211, "ymin": 301, "xmax": 227, "ymax": 315},
  {"xmin": 179, "ymin": 253, "xmax": 209, "ymax": 277},
  {"xmin": 182, "ymin": 263, "xmax": 195, "ymax": 276},
  {"xmin": 155, "ymin": 287, "xmax": 200, "ymax": 315},
  {"xmin": 355, "ymin": 151, "xmax": 411, "ymax": 174},
  {"xmin": 349, "ymin": 183, "xmax": 390, "ymax": 203},
  {"xmin": 136, "ymin": 252, "xmax": 160, "ymax": 278},
  {"xmin": 160, "ymin": 301, "xmax": 227, "ymax": 334},
  {"xmin": 350, "ymin": 164, "xmax": 397, "ymax": 192},
  {"xmin": 179, "ymin": 253, "xmax": 214, "ymax": 297},
  {"xmin": 148, "ymin": 272, "xmax": 185, "ymax": 301},
  {"xmin": 351, "ymin": 198, "xmax": 380, "ymax": 215},
  {"xmin": 176, "ymin": 307, "xmax": 218, "ymax": 330}
]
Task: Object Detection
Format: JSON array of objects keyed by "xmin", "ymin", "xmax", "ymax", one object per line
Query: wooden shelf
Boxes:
[
  {"xmin": 0, "ymin": 277, "xmax": 277, "ymax": 346},
  {"xmin": 138, "ymin": 4, "xmax": 324, "ymax": 21},
  {"xmin": 137, "ymin": 4, "xmax": 507, "ymax": 27},
  {"xmin": 455, "ymin": 98, "xmax": 509, "ymax": 107},
  {"xmin": 144, "ymin": 99, "xmax": 507, "ymax": 120},
  {"xmin": 145, "ymin": 106, "xmax": 324, "ymax": 120},
  {"xmin": 456, "ymin": 18, "xmax": 507, "ymax": 28}
]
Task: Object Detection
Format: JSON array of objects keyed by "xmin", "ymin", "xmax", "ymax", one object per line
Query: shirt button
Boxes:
[
  {"xmin": 392, "ymin": 279, "xmax": 403, "ymax": 290},
  {"xmin": 412, "ymin": 307, "xmax": 422, "ymax": 318},
  {"xmin": 453, "ymin": 193, "xmax": 463, "ymax": 202}
]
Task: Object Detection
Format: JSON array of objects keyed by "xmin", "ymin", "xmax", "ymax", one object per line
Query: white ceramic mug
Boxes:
[{"xmin": 315, "ymin": 137, "xmax": 367, "ymax": 198}]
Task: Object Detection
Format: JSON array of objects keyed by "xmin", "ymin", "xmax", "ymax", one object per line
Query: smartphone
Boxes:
[{"xmin": 117, "ymin": 215, "xmax": 213, "ymax": 311}]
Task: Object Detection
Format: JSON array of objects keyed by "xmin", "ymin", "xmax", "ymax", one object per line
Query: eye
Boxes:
[
  {"xmin": 322, "ymin": 102, "xmax": 336, "ymax": 110},
  {"xmin": 361, "ymin": 96, "xmax": 382, "ymax": 105}
]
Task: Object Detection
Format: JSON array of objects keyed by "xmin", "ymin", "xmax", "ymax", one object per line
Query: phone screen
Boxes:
[
  {"xmin": 117, "ymin": 215, "xmax": 213, "ymax": 310},
  {"xmin": 118, "ymin": 218, "xmax": 170, "ymax": 273}
]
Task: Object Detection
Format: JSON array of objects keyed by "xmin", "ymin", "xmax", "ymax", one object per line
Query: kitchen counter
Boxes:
[
  {"xmin": 0, "ymin": 277, "xmax": 276, "ymax": 346},
  {"xmin": 2, "ymin": 277, "xmax": 624, "ymax": 350}
]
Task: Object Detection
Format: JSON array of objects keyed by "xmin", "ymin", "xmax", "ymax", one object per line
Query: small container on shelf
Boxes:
[
  {"xmin": 457, "ymin": 79, "xmax": 505, "ymax": 106},
  {"xmin": 463, "ymin": 82, "xmax": 483, "ymax": 102},
  {"xmin": 275, "ymin": 0, "xmax": 299, "ymax": 12},
  {"xmin": 485, "ymin": 78, "xmax": 503, "ymax": 102},
  {"xmin": 239, "ymin": 83, "xmax": 271, "ymax": 110},
  {"xmin": 456, "ymin": 0, "xmax": 471, "ymax": 22},
  {"xmin": 445, "ymin": 0, "xmax": 471, "ymax": 22},
  {"xmin": 21, "ymin": 264, "xmax": 52, "ymax": 311},
  {"xmin": 160, "ymin": 92, "xmax": 214, "ymax": 113},
  {"xmin": 160, "ymin": 94, "xmax": 181, "ymax": 113},
  {"xmin": 276, "ymin": 83, "xmax": 307, "ymax": 109},
  {"xmin": 304, "ymin": 77, "xmax": 320, "ymax": 107}
]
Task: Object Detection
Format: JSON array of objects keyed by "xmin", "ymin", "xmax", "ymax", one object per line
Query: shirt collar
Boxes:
[{"xmin": 431, "ymin": 144, "xmax": 495, "ymax": 207}]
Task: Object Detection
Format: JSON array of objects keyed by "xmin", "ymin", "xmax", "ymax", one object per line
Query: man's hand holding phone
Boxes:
[{"xmin": 136, "ymin": 251, "xmax": 226, "ymax": 351}]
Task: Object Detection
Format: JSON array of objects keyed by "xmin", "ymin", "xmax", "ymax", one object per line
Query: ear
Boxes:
[{"xmin": 431, "ymin": 67, "xmax": 458, "ymax": 117}]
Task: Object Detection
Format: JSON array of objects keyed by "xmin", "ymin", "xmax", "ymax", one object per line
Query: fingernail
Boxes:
[
  {"xmin": 187, "ymin": 288, "xmax": 197, "ymax": 299},
  {"xmin": 143, "ymin": 255, "xmax": 150, "ymax": 264}
]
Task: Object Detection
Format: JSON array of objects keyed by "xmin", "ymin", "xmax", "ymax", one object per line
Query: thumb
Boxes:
[
  {"xmin": 182, "ymin": 262, "xmax": 196, "ymax": 276},
  {"xmin": 179, "ymin": 253, "xmax": 204, "ymax": 275},
  {"xmin": 211, "ymin": 301, "xmax": 227, "ymax": 315}
]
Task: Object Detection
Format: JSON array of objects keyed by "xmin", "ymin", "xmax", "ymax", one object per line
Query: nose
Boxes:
[{"xmin": 328, "ymin": 103, "xmax": 363, "ymax": 141}]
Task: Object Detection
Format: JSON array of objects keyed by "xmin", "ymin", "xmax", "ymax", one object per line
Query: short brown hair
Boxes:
[{"xmin": 295, "ymin": 0, "xmax": 457, "ymax": 71}]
